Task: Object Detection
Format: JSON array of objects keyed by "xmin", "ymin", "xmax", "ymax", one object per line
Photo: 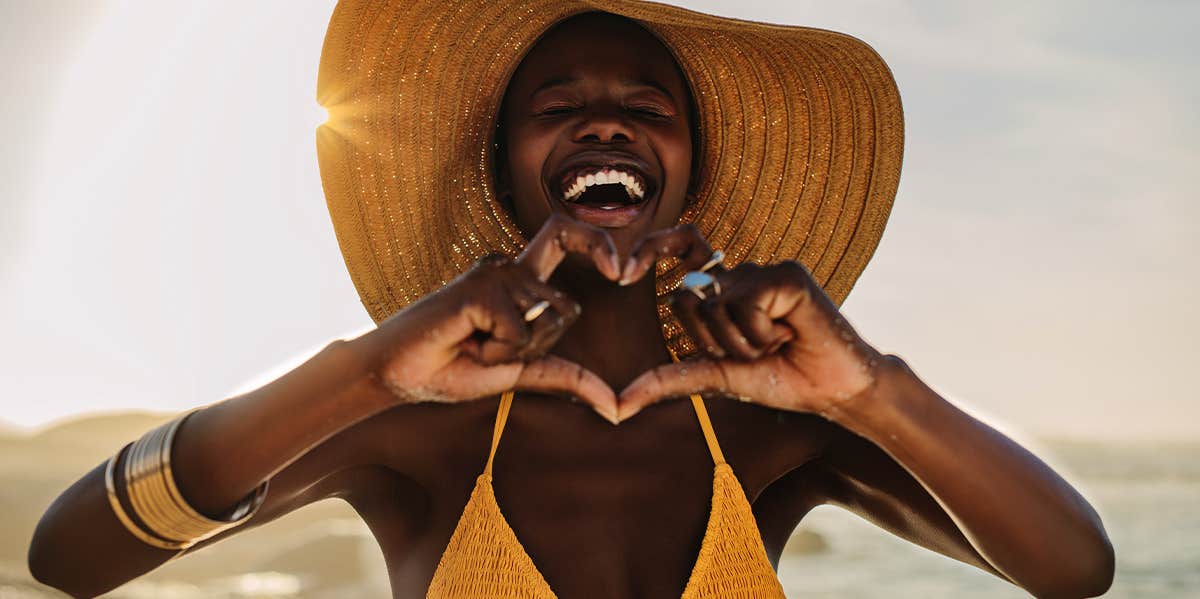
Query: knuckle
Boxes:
[
  {"xmin": 476, "ymin": 252, "xmax": 512, "ymax": 270},
  {"xmin": 778, "ymin": 259, "xmax": 811, "ymax": 278},
  {"xmin": 669, "ymin": 289, "xmax": 699, "ymax": 309},
  {"xmin": 560, "ymin": 303, "xmax": 581, "ymax": 324},
  {"xmin": 735, "ymin": 261, "xmax": 762, "ymax": 275}
]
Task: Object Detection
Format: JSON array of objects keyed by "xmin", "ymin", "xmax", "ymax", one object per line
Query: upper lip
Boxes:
[{"xmin": 552, "ymin": 150, "xmax": 658, "ymax": 200}]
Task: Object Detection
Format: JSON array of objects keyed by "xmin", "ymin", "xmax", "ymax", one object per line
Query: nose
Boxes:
[{"xmin": 573, "ymin": 107, "xmax": 635, "ymax": 144}]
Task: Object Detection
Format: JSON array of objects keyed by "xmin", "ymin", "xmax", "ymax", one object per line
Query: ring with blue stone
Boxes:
[
  {"xmin": 680, "ymin": 249, "xmax": 725, "ymax": 300},
  {"xmin": 699, "ymin": 249, "xmax": 725, "ymax": 273},
  {"xmin": 681, "ymin": 270, "xmax": 721, "ymax": 300}
]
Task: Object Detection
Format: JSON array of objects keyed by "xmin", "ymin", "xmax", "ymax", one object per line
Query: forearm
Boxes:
[
  {"xmin": 172, "ymin": 336, "xmax": 392, "ymax": 514},
  {"xmin": 827, "ymin": 355, "xmax": 1114, "ymax": 598},
  {"xmin": 28, "ymin": 336, "xmax": 395, "ymax": 596}
]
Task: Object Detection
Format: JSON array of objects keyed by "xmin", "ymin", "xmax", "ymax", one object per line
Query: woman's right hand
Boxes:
[{"xmin": 356, "ymin": 214, "xmax": 622, "ymax": 423}]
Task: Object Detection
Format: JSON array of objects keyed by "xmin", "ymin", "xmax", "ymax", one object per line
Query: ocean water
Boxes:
[
  {"xmin": 776, "ymin": 440, "xmax": 1200, "ymax": 598},
  {"xmin": 2, "ymin": 439, "xmax": 1196, "ymax": 598}
]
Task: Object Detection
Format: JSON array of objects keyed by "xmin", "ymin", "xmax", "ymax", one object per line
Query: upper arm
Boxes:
[
  {"xmin": 806, "ymin": 425, "xmax": 1014, "ymax": 583},
  {"xmin": 180, "ymin": 415, "xmax": 392, "ymax": 554}
]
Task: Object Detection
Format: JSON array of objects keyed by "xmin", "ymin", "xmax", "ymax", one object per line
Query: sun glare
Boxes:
[{"xmin": 312, "ymin": 102, "xmax": 331, "ymax": 130}]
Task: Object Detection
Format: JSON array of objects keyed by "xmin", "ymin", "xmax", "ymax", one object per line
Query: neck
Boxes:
[{"xmin": 548, "ymin": 266, "xmax": 673, "ymax": 391}]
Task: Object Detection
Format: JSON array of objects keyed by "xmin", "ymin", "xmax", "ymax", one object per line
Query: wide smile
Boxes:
[{"xmin": 548, "ymin": 152, "xmax": 660, "ymax": 228}]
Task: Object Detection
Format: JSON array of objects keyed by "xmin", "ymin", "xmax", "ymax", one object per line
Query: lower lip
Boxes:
[{"xmin": 560, "ymin": 199, "xmax": 650, "ymax": 228}]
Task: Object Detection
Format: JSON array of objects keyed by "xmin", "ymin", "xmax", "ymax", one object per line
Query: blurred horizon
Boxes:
[
  {"xmin": 2, "ymin": 0, "xmax": 1198, "ymax": 442},
  {"xmin": 3, "ymin": 408, "xmax": 1197, "ymax": 597}
]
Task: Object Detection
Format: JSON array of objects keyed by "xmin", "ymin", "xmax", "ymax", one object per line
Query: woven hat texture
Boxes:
[{"xmin": 316, "ymin": 0, "xmax": 904, "ymax": 356}]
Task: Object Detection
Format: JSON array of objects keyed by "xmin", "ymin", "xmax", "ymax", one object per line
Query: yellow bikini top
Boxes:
[{"xmin": 426, "ymin": 390, "xmax": 787, "ymax": 598}]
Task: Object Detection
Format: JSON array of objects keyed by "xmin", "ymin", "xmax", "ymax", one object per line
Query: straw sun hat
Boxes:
[{"xmin": 316, "ymin": 0, "xmax": 904, "ymax": 356}]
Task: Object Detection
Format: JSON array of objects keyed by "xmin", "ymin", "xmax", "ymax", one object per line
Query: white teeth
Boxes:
[{"xmin": 562, "ymin": 167, "xmax": 647, "ymax": 202}]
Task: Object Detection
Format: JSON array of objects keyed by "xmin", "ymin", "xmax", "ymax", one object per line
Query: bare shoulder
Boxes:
[
  {"xmin": 703, "ymin": 397, "xmax": 840, "ymax": 501},
  {"xmin": 699, "ymin": 398, "xmax": 841, "ymax": 559}
]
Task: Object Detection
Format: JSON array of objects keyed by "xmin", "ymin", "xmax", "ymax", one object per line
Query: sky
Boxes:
[{"xmin": 1, "ymin": 0, "xmax": 1196, "ymax": 441}]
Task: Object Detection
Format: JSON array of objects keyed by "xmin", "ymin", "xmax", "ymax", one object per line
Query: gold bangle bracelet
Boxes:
[
  {"xmin": 128, "ymin": 419, "xmax": 213, "ymax": 541},
  {"xmin": 126, "ymin": 424, "xmax": 198, "ymax": 541},
  {"xmin": 148, "ymin": 420, "xmax": 215, "ymax": 539},
  {"xmin": 122, "ymin": 411, "xmax": 270, "ymax": 544},
  {"xmin": 158, "ymin": 411, "xmax": 267, "ymax": 537},
  {"xmin": 104, "ymin": 443, "xmax": 189, "ymax": 551}
]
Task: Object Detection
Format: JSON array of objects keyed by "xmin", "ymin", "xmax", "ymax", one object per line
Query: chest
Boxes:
[{"xmin": 348, "ymin": 395, "xmax": 834, "ymax": 598}]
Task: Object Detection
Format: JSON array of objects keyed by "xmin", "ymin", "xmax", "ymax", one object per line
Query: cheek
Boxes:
[
  {"xmin": 654, "ymin": 133, "xmax": 693, "ymax": 226},
  {"xmin": 505, "ymin": 135, "xmax": 554, "ymax": 234}
]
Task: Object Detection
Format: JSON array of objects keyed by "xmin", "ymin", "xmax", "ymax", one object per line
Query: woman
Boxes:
[{"xmin": 29, "ymin": 2, "xmax": 1114, "ymax": 598}]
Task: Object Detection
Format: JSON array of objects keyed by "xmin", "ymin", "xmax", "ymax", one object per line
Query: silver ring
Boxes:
[
  {"xmin": 523, "ymin": 300, "xmax": 552, "ymax": 322},
  {"xmin": 699, "ymin": 249, "xmax": 725, "ymax": 273},
  {"xmin": 681, "ymin": 270, "xmax": 721, "ymax": 300}
]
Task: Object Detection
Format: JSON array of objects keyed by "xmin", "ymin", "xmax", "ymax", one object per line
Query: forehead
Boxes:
[{"xmin": 505, "ymin": 13, "xmax": 688, "ymax": 99}]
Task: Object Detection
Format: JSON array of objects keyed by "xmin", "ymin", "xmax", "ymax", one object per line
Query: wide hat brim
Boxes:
[{"xmin": 316, "ymin": 0, "xmax": 903, "ymax": 356}]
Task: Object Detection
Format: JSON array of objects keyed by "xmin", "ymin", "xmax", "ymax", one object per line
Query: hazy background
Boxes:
[
  {"xmin": 2, "ymin": 0, "xmax": 1196, "ymax": 440},
  {"xmin": 1, "ymin": 1, "xmax": 1197, "ymax": 597}
]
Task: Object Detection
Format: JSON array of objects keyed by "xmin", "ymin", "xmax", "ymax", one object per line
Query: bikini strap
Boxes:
[
  {"xmin": 689, "ymin": 392, "xmax": 727, "ymax": 466},
  {"xmin": 483, "ymin": 390, "xmax": 515, "ymax": 477},
  {"xmin": 666, "ymin": 348, "xmax": 727, "ymax": 466}
]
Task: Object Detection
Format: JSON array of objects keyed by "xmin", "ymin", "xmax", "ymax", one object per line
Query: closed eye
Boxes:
[
  {"xmin": 537, "ymin": 105, "xmax": 578, "ymax": 116},
  {"xmin": 629, "ymin": 105, "xmax": 672, "ymax": 119}
]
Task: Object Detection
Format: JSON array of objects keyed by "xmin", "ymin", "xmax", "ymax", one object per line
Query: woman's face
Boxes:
[{"xmin": 497, "ymin": 13, "xmax": 694, "ymax": 255}]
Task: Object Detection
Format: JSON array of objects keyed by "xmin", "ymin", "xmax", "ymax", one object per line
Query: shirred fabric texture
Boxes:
[
  {"xmin": 425, "ymin": 392, "xmax": 787, "ymax": 598},
  {"xmin": 424, "ymin": 474, "xmax": 558, "ymax": 598},
  {"xmin": 316, "ymin": 0, "xmax": 904, "ymax": 357}
]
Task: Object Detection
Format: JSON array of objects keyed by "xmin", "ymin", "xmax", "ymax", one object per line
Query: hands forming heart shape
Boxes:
[{"xmin": 364, "ymin": 213, "xmax": 884, "ymax": 424}]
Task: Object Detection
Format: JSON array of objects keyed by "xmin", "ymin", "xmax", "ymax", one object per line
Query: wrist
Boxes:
[
  {"xmin": 343, "ymin": 327, "xmax": 432, "ymax": 407},
  {"xmin": 820, "ymin": 353, "xmax": 922, "ymax": 429}
]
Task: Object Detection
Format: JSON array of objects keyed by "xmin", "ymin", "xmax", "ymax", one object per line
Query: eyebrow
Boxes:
[
  {"xmin": 530, "ymin": 75, "xmax": 578, "ymax": 96},
  {"xmin": 529, "ymin": 75, "xmax": 677, "ymax": 101}
]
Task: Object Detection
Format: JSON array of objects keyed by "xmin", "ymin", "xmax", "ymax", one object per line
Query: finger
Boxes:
[
  {"xmin": 723, "ymin": 283, "xmax": 795, "ymax": 352},
  {"xmin": 620, "ymin": 223, "xmax": 715, "ymax": 285},
  {"xmin": 461, "ymin": 290, "xmax": 532, "ymax": 365},
  {"xmin": 507, "ymin": 278, "xmax": 579, "ymax": 359},
  {"xmin": 515, "ymin": 356, "xmax": 620, "ymax": 424},
  {"xmin": 518, "ymin": 214, "xmax": 620, "ymax": 282},
  {"xmin": 521, "ymin": 305, "xmax": 571, "ymax": 360},
  {"xmin": 618, "ymin": 359, "xmax": 750, "ymax": 422},
  {"xmin": 669, "ymin": 289, "xmax": 725, "ymax": 358},
  {"xmin": 518, "ymin": 277, "xmax": 582, "ymax": 322},
  {"xmin": 727, "ymin": 300, "xmax": 794, "ymax": 353},
  {"xmin": 699, "ymin": 298, "xmax": 761, "ymax": 360}
]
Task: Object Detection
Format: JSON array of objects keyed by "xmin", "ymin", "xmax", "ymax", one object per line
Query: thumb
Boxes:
[
  {"xmin": 514, "ymin": 355, "xmax": 619, "ymax": 425},
  {"xmin": 619, "ymin": 360, "xmax": 739, "ymax": 422}
]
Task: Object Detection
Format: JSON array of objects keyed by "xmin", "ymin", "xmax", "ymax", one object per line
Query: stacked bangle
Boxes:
[{"xmin": 103, "ymin": 411, "xmax": 269, "ymax": 550}]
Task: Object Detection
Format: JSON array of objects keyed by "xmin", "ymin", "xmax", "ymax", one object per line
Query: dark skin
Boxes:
[{"xmin": 29, "ymin": 13, "xmax": 1113, "ymax": 599}]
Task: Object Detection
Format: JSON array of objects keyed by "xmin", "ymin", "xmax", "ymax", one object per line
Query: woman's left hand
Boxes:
[{"xmin": 617, "ymin": 225, "xmax": 886, "ymax": 422}]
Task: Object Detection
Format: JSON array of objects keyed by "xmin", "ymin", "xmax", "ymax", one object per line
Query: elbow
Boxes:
[
  {"xmin": 1030, "ymin": 537, "xmax": 1115, "ymax": 599},
  {"xmin": 28, "ymin": 523, "xmax": 72, "ymax": 597},
  {"xmin": 28, "ymin": 543, "xmax": 96, "ymax": 599},
  {"xmin": 27, "ymin": 534, "xmax": 52, "ymax": 589},
  {"xmin": 28, "ymin": 505, "xmax": 105, "ymax": 599}
]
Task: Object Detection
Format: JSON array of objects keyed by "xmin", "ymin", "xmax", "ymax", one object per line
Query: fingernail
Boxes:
[
  {"xmin": 595, "ymin": 406, "xmax": 619, "ymax": 425},
  {"xmin": 619, "ymin": 258, "xmax": 637, "ymax": 285}
]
